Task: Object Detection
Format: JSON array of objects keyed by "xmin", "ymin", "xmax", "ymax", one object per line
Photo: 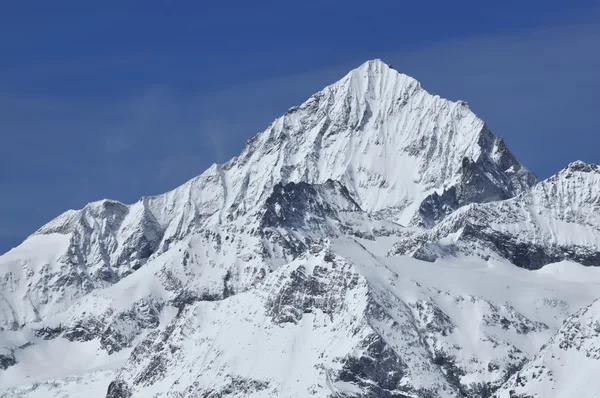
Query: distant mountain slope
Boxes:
[
  {"xmin": 391, "ymin": 161, "xmax": 600, "ymax": 269},
  {"xmin": 495, "ymin": 296, "xmax": 600, "ymax": 397}
]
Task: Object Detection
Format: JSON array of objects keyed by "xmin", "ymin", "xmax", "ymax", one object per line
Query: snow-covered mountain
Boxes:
[
  {"xmin": 1, "ymin": 59, "xmax": 599, "ymax": 398},
  {"xmin": 391, "ymin": 161, "xmax": 600, "ymax": 269},
  {"xmin": 495, "ymin": 295, "xmax": 600, "ymax": 397}
]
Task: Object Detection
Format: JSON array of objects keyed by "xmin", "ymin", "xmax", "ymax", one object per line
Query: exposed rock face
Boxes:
[
  {"xmin": 106, "ymin": 380, "xmax": 132, "ymax": 398},
  {"xmin": 1, "ymin": 60, "xmax": 599, "ymax": 398},
  {"xmin": 415, "ymin": 131, "xmax": 538, "ymax": 228},
  {"xmin": 0, "ymin": 349, "xmax": 16, "ymax": 371},
  {"xmin": 391, "ymin": 161, "xmax": 600, "ymax": 269},
  {"xmin": 28, "ymin": 297, "xmax": 163, "ymax": 356}
]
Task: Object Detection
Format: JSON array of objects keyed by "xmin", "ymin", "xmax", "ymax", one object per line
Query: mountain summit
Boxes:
[
  {"xmin": 212, "ymin": 58, "xmax": 536, "ymax": 226},
  {"xmin": 1, "ymin": 60, "xmax": 598, "ymax": 398}
]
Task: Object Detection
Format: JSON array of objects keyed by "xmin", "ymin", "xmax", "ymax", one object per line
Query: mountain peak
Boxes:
[
  {"xmin": 564, "ymin": 160, "xmax": 599, "ymax": 174},
  {"xmin": 355, "ymin": 58, "xmax": 393, "ymax": 73},
  {"xmin": 336, "ymin": 58, "xmax": 421, "ymax": 103}
]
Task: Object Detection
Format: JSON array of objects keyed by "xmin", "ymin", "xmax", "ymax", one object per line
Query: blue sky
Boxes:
[{"xmin": 1, "ymin": 1, "xmax": 599, "ymax": 253}]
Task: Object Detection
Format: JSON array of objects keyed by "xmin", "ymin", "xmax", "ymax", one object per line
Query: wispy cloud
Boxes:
[{"xmin": 156, "ymin": 154, "xmax": 205, "ymax": 184}]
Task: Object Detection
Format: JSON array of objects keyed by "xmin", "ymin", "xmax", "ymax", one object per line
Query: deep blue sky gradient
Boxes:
[{"xmin": 1, "ymin": 1, "xmax": 599, "ymax": 253}]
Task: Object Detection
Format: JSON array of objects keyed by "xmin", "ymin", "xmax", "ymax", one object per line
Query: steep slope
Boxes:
[
  {"xmin": 494, "ymin": 296, "xmax": 600, "ymax": 397},
  {"xmin": 0, "ymin": 199, "xmax": 163, "ymax": 329},
  {"xmin": 216, "ymin": 59, "xmax": 536, "ymax": 226},
  {"xmin": 391, "ymin": 161, "xmax": 600, "ymax": 269}
]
